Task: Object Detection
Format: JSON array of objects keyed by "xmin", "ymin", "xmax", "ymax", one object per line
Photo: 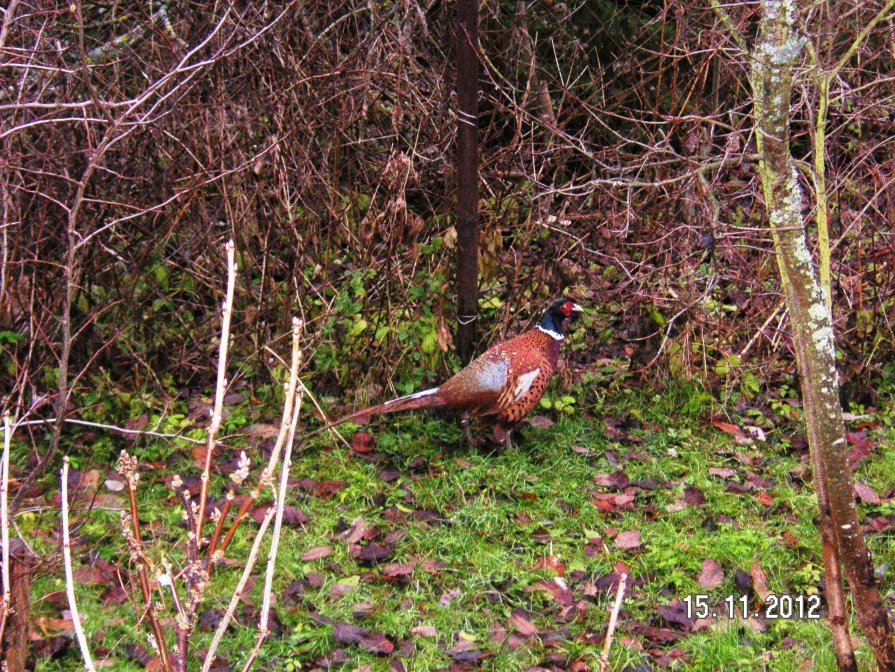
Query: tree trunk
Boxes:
[
  {"xmin": 454, "ymin": 0, "xmax": 480, "ymax": 363},
  {"xmin": 751, "ymin": 2, "xmax": 895, "ymax": 669},
  {"xmin": 1, "ymin": 541, "xmax": 32, "ymax": 672}
]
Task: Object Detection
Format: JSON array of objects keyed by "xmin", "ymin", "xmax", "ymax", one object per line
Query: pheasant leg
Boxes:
[{"xmin": 462, "ymin": 416, "xmax": 475, "ymax": 446}]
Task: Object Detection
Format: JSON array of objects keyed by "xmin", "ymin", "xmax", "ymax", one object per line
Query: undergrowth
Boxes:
[{"xmin": 23, "ymin": 379, "xmax": 895, "ymax": 671}]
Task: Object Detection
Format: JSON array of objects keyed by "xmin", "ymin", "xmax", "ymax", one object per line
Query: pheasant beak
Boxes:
[{"xmin": 571, "ymin": 303, "xmax": 583, "ymax": 313}]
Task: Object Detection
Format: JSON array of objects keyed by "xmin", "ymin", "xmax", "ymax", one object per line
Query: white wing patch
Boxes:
[
  {"xmin": 475, "ymin": 357, "xmax": 510, "ymax": 392},
  {"xmin": 513, "ymin": 368, "xmax": 541, "ymax": 402}
]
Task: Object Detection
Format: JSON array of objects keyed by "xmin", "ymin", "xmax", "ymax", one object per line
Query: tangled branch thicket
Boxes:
[{"xmin": 2, "ymin": 0, "xmax": 893, "ymax": 412}]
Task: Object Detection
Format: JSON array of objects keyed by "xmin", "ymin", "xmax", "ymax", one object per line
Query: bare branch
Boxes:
[
  {"xmin": 598, "ymin": 573, "xmax": 628, "ymax": 672},
  {"xmin": 241, "ymin": 319, "xmax": 304, "ymax": 671},
  {"xmin": 0, "ymin": 414, "xmax": 11, "ymax": 644},
  {"xmin": 195, "ymin": 240, "xmax": 237, "ymax": 542},
  {"xmin": 61, "ymin": 457, "xmax": 97, "ymax": 672}
]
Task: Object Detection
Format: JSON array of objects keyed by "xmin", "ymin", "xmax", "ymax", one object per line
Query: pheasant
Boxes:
[{"xmin": 318, "ymin": 298, "xmax": 583, "ymax": 446}]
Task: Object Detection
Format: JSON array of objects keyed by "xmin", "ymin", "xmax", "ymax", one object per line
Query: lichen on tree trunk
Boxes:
[{"xmin": 750, "ymin": 0, "xmax": 895, "ymax": 668}]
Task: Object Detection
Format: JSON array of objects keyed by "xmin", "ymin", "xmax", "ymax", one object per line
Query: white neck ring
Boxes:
[{"xmin": 537, "ymin": 325, "xmax": 564, "ymax": 341}]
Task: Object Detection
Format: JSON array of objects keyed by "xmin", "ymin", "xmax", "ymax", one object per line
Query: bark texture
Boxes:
[
  {"xmin": 751, "ymin": 1, "xmax": 895, "ymax": 668},
  {"xmin": 1, "ymin": 542, "xmax": 31, "ymax": 672},
  {"xmin": 454, "ymin": 0, "xmax": 481, "ymax": 363}
]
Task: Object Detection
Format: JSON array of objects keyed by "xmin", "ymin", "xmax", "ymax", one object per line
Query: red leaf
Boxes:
[
  {"xmin": 73, "ymin": 567, "xmax": 107, "ymax": 586},
  {"xmin": 420, "ymin": 559, "xmax": 445, "ymax": 574},
  {"xmin": 848, "ymin": 436, "xmax": 876, "ymax": 469},
  {"xmin": 411, "ymin": 625, "xmax": 437, "ymax": 638},
  {"xmin": 349, "ymin": 542, "xmax": 394, "ymax": 563},
  {"xmin": 333, "ymin": 622, "xmax": 367, "ymax": 645},
  {"xmin": 854, "ymin": 481, "xmax": 881, "ymax": 504},
  {"xmin": 781, "ymin": 531, "xmax": 799, "ymax": 547},
  {"xmin": 509, "ymin": 610, "xmax": 539, "ymax": 637},
  {"xmin": 282, "ymin": 505, "xmax": 309, "ymax": 526},
  {"xmin": 756, "ymin": 491, "xmax": 774, "ymax": 506},
  {"xmin": 381, "ymin": 562, "xmax": 415, "ymax": 577},
  {"xmin": 359, "ymin": 632, "xmax": 394, "ymax": 654},
  {"xmin": 439, "ymin": 588, "xmax": 461, "ymax": 606},
  {"xmin": 711, "ymin": 420, "xmax": 743, "ymax": 438},
  {"xmin": 528, "ymin": 415, "xmax": 555, "ymax": 429},
  {"xmin": 246, "ymin": 423, "xmax": 279, "ymax": 438},
  {"xmin": 535, "ymin": 554, "xmax": 565, "ymax": 576},
  {"xmin": 344, "ymin": 517, "xmax": 367, "ymax": 544},
  {"xmin": 615, "ymin": 530, "xmax": 642, "ymax": 550},
  {"xmin": 683, "ymin": 486, "xmax": 705, "ymax": 506},
  {"xmin": 315, "ymin": 480, "xmax": 348, "ymax": 499},
  {"xmin": 301, "ymin": 546, "xmax": 332, "ymax": 561},
  {"xmin": 697, "ymin": 559, "xmax": 724, "ymax": 589},
  {"xmin": 591, "ymin": 492, "xmax": 636, "ymax": 511},
  {"xmin": 750, "ymin": 559, "xmax": 770, "ymax": 600},
  {"xmin": 627, "ymin": 620, "xmax": 681, "ymax": 644},
  {"xmin": 658, "ymin": 602, "xmax": 694, "ymax": 630},
  {"xmin": 532, "ymin": 579, "xmax": 574, "ymax": 607},
  {"xmin": 746, "ymin": 471, "xmax": 774, "ymax": 489},
  {"xmin": 351, "ymin": 431, "xmax": 375, "ymax": 453},
  {"xmin": 593, "ymin": 471, "xmax": 630, "ymax": 489}
]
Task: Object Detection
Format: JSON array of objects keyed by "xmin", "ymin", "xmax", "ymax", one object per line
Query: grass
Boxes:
[{"xmin": 23, "ymin": 380, "xmax": 895, "ymax": 671}]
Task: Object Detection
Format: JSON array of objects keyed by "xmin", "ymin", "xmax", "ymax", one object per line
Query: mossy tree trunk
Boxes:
[{"xmin": 750, "ymin": 1, "xmax": 895, "ymax": 669}]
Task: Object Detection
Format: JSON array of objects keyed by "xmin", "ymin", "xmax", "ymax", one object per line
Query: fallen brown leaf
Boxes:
[
  {"xmin": 750, "ymin": 559, "xmax": 770, "ymax": 600},
  {"xmin": 301, "ymin": 546, "xmax": 332, "ymax": 561},
  {"xmin": 698, "ymin": 559, "xmax": 724, "ymax": 589},
  {"xmin": 615, "ymin": 529, "xmax": 642, "ymax": 550},
  {"xmin": 854, "ymin": 481, "xmax": 881, "ymax": 505},
  {"xmin": 509, "ymin": 610, "xmax": 538, "ymax": 637}
]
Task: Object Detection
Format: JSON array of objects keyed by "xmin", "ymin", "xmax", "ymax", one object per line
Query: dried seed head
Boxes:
[
  {"xmin": 230, "ymin": 450, "xmax": 251, "ymax": 484},
  {"xmin": 116, "ymin": 450, "xmax": 139, "ymax": 485}
]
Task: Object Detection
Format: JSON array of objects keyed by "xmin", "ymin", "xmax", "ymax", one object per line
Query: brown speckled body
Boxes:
[{"xmin": 437, "ymin": 329, "xmax": 561, "ymax": 424}]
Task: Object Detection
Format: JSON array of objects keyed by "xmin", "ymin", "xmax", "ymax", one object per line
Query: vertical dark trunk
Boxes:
[
  {"xmin": 1, "ymin": 541, "xmax": 31, "ymax": 672},
  {"xmin": 454, "ymin": 0, "xmax": 480, "ymax": 363}
]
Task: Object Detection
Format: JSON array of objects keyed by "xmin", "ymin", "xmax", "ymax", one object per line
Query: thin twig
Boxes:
[
  {"xmin": 598, "ymin": 573, "xmax": 628, "ymax": 672},
  {"xmin": 200, "ymin": 506, "xmax": 275, "ymax": 672},
  {"xmin": 740, "ymin": 300, "xmax": 786, "ymax": 357},
  {"xmin": 12, "ymin": 417, "xmax": 204, "ymax": 444},
  {"xmin": 831, "ymin": 0, "xmax": 895, "ymax": 75},
  {"xmin": 640, "ymin": 270, "xmax": 718, "ymax": 372},
  {"xmin": 61, "ymin": 457, "xmax": 97, "ymax": 672},
  {"xmin": 217, "ymin": 320, "xmax": 305, "ymax": 558},
  {"xmin": 205, "ymin": 484, "xmax": 235, "ymax": 563},
  {"xmin": 242, "ymin": 322, "xmax": 304, "ymax": 671},
  {"xmin": 0, "ymin": 414, "xmax": 11, "ymax": 644},
  {"xmin": 196, "ymin": 240, "xmax": 237, "ymax": 543},
  {"xmin": 116, "ymin": 451, "xmax": 172, "ymax": 672},
  {"xmin": 261, "ymin": 344, "xmax": 349, "ymax": 449}
]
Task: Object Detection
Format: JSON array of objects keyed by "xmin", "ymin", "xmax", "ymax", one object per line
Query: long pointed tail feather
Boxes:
[{"xmin": 303, "ymin": 386, "xmax": 444, "ymax": 439}]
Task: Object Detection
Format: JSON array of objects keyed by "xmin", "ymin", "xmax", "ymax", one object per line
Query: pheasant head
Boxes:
[{"xmin": 538, "ymin": 297, "xmax": 583, "ymax": 340}]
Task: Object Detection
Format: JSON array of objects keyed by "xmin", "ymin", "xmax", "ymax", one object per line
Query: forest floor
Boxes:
[{"xmin": 20, "ymin": 376, "xmax": 895, "ymax": 672}]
